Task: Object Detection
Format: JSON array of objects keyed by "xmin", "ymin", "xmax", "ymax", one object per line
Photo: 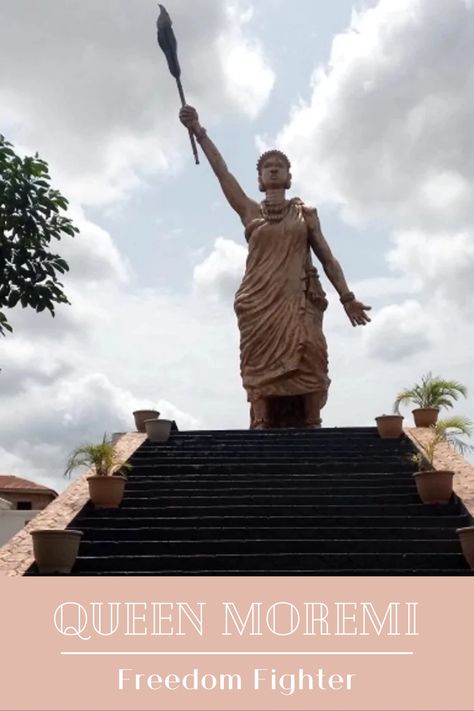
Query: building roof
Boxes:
[{"xmin": 0, "ymin": 476, "xmax": 58, "ymax": 497}]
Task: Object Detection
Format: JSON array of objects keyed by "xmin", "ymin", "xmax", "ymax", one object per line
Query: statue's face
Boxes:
[{"xmin": 260, "ymin": 156, "xmax": 289, "ymax": 190}]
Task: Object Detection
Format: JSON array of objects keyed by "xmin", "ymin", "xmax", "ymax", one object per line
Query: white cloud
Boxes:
[
  {"xmin": 192, "ymin": 237, "xmax": 247, "ymax": 302},
  {"xmin": 217, "ymin": 3, "xmax": 275, "ymax": 118},
  {"xmin": 268, "ymin": 0, "xmax": 474, "ymax": 433},
  {"xmin": 155, "ymin": 400, "xmax": 200, "ymax": 431},
  {"xmin": 0, "ymin": 372, "xmax": 141, "ymax": 488},
  {"xmin": 0, "ymin": 205, "xmax": 129, "ymax": 341},
  {"xmin": 0, "ymin": 447, "xmax": 28, "ymax": 479},
  {"xmin": 0, "ymin": 339, "xmax": 74, "ymax": 396},
  {"xmin": 0, "ymin": 369, "xmax": 201, "ymax": 492},
  {"xmin": 0, "ymin": 2, "xmax": 269, "ymax": 489},
  {"xmin": 387, "ymin": 230, "xmax": 474, "ymax": 315},
  {"xmin": 350, "ymin": 274, "xmax": 419, "ymax": 302},
  {"xmin": 0, "ymin": 0, "xmax": 275, "ymax": 207},
  {"xmin": 363, "ymin": 299, "xmax": 433, "ymax": 361},
  {"xmin": 0, "ymin": 252, "xmax": 246, "ymax": 491},
  {"xmin": 60, "ymin": 208, "xmax": 130, "ymax": 285},
  {"xmin": 3, "ymin": 0, "xmax": 474, "ymax": 494},
  {"xmin": 277, "ymin": 0, "xmax": 474, "ymax": 229}
]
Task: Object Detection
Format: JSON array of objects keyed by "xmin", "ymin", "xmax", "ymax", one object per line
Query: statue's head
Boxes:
[{"xmin": 257, "ymin": 150, "xmax": 292, "ymax": 192}]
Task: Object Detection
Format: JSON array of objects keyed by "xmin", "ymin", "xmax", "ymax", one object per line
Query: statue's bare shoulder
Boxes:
[{"xmin": 241, "ymin": 199, "xmax": 261, "ymax": 225}]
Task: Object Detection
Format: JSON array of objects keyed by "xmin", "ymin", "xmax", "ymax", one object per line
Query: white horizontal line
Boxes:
[{"xmin": 61, "ymin": 651, "xmax": 413, "ymax": 656}]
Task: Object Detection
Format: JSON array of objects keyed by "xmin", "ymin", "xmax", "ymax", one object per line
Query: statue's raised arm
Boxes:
[{"xmin": 179, "ymin": 106, "xmax": 258, "ymax": 224}]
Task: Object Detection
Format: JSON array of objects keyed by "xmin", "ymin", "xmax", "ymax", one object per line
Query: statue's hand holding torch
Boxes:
[{"xmin": 179, "ymin": 105, "xmax": 201, "ymax": 134}]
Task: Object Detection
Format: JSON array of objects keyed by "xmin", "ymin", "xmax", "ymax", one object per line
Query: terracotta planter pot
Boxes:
[
  {"xmin": 456, "ymin": 526, "xmax": 474, "ymax": 569},
  {"xmin": 145, "ymin": 418, "xmax": 172, "ymax": 443},
  {"xmin": 133, "ymin": 409, "xmax": 160, "ymax": 432},
  {"xmin": 87, "ymin": 474, "xmax": 126, "ymax": 508},
  {"xmin": 31, "ymin": 529, "xmax": 83, "ymax": 574},
  {"xmin": 375, "ymin": 415, "xmax": 404, "ymax": 439},
  {"xmin": 412, "ymin": 407, "xmax": 439, "ymax": 428},
  {"xmin": 413, "ymin": 469, "xmax": 454, "ymax": 504}
]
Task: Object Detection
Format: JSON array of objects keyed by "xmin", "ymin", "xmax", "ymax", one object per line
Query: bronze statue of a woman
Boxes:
[{"xmin": 180, "ymin": 105, "xmax": 371, "ymax": 429}]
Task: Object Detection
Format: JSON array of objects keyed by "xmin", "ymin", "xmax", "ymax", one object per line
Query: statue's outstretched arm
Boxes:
[
  {"xmin": 303, "ymin": 205, "xmax": 371, "ymax": 327},
  {"xmin": 179, "ymin": 106, "xmax": 257, "ymax": 222}
]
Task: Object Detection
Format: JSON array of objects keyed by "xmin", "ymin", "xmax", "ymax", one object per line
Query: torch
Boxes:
[{"xmin": 157, "ymin": 4, "xmax": 199, "ymax": 165}]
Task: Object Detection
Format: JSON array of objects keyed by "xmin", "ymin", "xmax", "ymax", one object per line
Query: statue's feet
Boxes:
[
  {"xmin": 304, "ymin": 418, "xmax": 322, "ymax": 430},
  {"xmin": 253, "ymin": 418, "xmax": 270, "ymax": 430}
]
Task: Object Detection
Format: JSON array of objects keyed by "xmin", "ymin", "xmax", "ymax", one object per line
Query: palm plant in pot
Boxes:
[
  {"xmin": 65, "ymin": 435, "xmax": 132, "ymax": 508},
  {"xmin": 393, "ymin": 372, "xmax": 467, "ymax": 427},
  {"xmin": 411, "ymin": 415, "xmax": 473, "ymax": 504}
]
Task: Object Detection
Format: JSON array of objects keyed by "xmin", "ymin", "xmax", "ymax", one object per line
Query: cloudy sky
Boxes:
[{"xmin": 1, "ymin": 0, "xmax": 473, "ymax": 491}]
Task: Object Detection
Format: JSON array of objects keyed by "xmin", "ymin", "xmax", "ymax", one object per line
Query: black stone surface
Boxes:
[{"xmin": 26, "ymin": 428, "xmax": 474, "ymax": 575}]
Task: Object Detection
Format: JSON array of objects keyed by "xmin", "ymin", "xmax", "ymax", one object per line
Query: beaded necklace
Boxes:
[{"xmin": 260, "ymin": 199, "xmax": 289, "ymax": 223}]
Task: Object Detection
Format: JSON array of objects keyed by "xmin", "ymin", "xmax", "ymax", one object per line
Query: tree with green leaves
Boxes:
[{"xmin": 0, "ymin": 134, "xmax": 78, "ymax": 336}]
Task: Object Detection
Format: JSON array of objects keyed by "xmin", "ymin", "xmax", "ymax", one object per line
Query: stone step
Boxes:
[
  {"xmin": 127, "ymin": 474, "xmax": 417, "ymax": 485},
  {"xmin": 77, "ymin": 538, "xmax": 463, "ymax": 555},
  {"xmin": 120, "ymin": 493, "xmax": 423, "ymax": 506},
  {"xmin": 73, "ymin": 513, "xmax": 471, "ymax": 528},
  {"xmin": 132, "ymin": 445, "xmax": 412, "ymax": 455},
  {"xmin": 140, "ymin": 429, "xmax": 399, "ymax": 442},
  {"xmin": 128, "ymin": 463, "xmax": 414, "ymax": 475},
  {"xmin": 131, "ymin": 452, "xmax": 413, "ymax": 473},
  {"xmin": 48, "ymin": 428, "xmax": 472, "ymax": 577},
  {"xmin": 74, "ymin": 552, "xmax": 469, "ymax": 573},
  {"xmin": 73, "ymin": 525, "xmax": 461, "ymax": 541},
  {"xmin": 72, "ymin": 569, "xmax": 472, "ymax": 576},
  {"xmin": 124, "ymin": 481, "xmax": 416, "ymax": 493},
  {"xmin": 85, "ymin": 502, "xmax": 463, "ymax": 517}
]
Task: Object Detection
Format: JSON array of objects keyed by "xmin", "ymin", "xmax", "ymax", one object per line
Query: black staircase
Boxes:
[{"xmin": 31, "ymin": 427, "xmax": 474, "ymax": 575}]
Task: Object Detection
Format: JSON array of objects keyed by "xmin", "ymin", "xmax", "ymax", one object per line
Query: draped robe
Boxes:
[{"xmin": 234, "ymin": 199, "xmax": 331, "ymax": 412}]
